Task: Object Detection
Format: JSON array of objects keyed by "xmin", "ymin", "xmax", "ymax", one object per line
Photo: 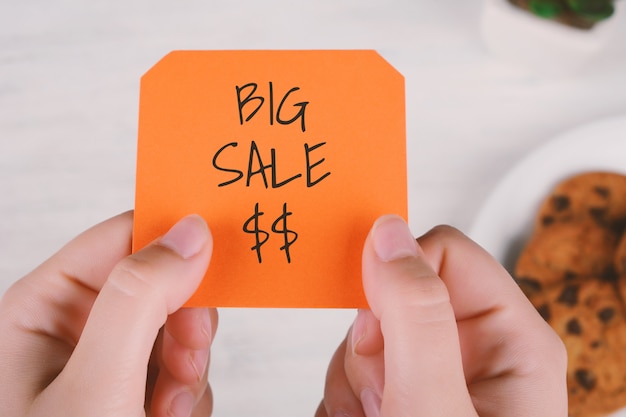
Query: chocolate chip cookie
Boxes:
[
  {"xmin": 529, "ymin": 279, "xmax": 626, "ymax": 417},
  {"xmin": 515, "ymin": 220, "xmax": 619, "ymax": 294},
  {"xmin": 514, "ymin": 170, "xmax": 626, "ymax": 416},
  {"xmin": 536, "ymin": 172, "xmax": 626, "ymax": 231}
]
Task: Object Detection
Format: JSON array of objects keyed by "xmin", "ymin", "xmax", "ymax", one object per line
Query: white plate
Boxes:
[
  {"xmin": 470, "ymin": 115, "xmax": 626, "ymax": 271},
  {"xmin": 469, "ymin": 115, "xmax": 626, "ymax": 417}
]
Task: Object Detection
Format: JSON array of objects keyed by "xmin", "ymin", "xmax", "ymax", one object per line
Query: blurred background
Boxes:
[{"xmin": 1, "ymin": 1, "xmax": 626, "ymax": 415}]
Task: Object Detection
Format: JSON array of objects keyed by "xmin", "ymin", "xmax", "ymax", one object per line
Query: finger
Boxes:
[
  {"xmin": 35, "ymin": 214, "xmax": 213, "ymax": 415},
  {"xmin": 350, "ymin": 309, "xmax": 383, "ymax": 357},
  {"xmin": 362, "ymin": 215, "xmax": 476, "ymax": 416},
  {"xmin": 1, "ymin": 211, "xmax": 134, "ymax": 347},
  {"xmin": 418, "ymin": 225, "xmax": 540, "ymax": 381},
  {"xmin": 320, "ymin": 337, "xmax": 365, "ymax": 417},
  {"xmin": 417, "ymin": 225, "xmax": 535, "ymax": 321},
  {"xmin": 314, "ymin": 401, "xmax": 329, "ymax": 417},
  {"xmin": 161, "ymin": 328, "xmax": 210, "ymax": 385},
  {"xmin": 151, "ymin": 354, "xmax": 211, "ymax": 417},
  {"xmin": 160, "ymin": 308, "xmax": 217, "ymax": 383},
  {"xmin": 319, "ymin": 310, "xmax": 384, "ymax": 417},
  {"xmin": 40, "ymin": 210, "xmax": 135, "ymax": 295},
  {"xmin": 342, "ymin": 309, "xmax": 384, "ymax": 417},
  {"xmin": 165, "ymin": 307, "xmax": 218, "ymax": 350},
  {"xmin": 416, "ymin": 225, "xmax": 568, "ymax": 416},
  {"xmin": 0, "ymin": 211, "xmax": 135, "ymax": 416},
  {"xmin": 154, "ymin": 308, "xmax": 218, "ymax": 417},
  {"xmin": 191, "ymin": 386, "xmax": 214, "ymax": 417}
]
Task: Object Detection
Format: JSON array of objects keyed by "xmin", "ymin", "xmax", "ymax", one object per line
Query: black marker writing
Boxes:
[
  {"xmin": 242, "ymin": 203, "xmax": 298, "ymax": 263},
  {"xmin": 236, "ymin": 82, "xmax": 309, "ymax": 132},
  {"xmin": 305, "ymin": 142, "xmax": 331, "ymax": 187},
  {"xmin": 271, "ymin": 203, "xmax": 298, "ymax": 263},
  {"xmin": 242, "ymin": 203, "xmax": 269, "ymax": 263},
  {"xmin": 212, "ymin": 140, "xmax": 331, "ymax": 188}
]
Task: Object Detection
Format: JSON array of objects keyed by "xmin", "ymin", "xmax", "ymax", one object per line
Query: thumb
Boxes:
[
  {"xmin": 47, "ymin": 215, "xmax": 212, "ymax": 415},
  {"xmin": 362, "ymin": 215, "xmax": 476, "ymax": 417}
]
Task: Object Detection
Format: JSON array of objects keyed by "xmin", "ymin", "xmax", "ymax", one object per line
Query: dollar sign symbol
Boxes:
[
  {"xmin": 271, "ymin": 202, "xmax": 298, "ymax": 263},
  {"xmin": 243, "ymin": 203, "xmax": 269, "ymax": 263}
]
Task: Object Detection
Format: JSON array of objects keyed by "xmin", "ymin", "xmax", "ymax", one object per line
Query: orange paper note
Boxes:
[{"xmin": 133, "ymin": 50, "xmax": 406, "ymax": 308}]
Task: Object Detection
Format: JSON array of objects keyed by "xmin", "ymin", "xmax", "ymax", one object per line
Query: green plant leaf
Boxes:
[
  {"xmin": 566, "ymin": 0, "xmax": 615, "ymax": 21},
  {"xmin": 530, "ymin": 0, "xmax": 566, "ymax": 18}
]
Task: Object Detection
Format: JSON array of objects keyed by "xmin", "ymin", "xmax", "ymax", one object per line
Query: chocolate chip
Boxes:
[
  {"xmin": 613, "ymin": 218, "xmax": 626, "ymax": 234},
  {"xmin": 589, "ymin": 207, "xmax": 608, "ymax": 224},
  {"xmin": 536, "ymin": 304, "xmax": 551, "ymax": 322},
  {"xmin": 552, "ymin": 195, "xmax": 570, "ymax": 212},
  {"xmin": 516, "ymin": 277, "xmax": 542, "ymax": 293},
  {"xmin": 541, "ymin": 215, "xmax": 555, "ymax": 227},
  {"xmin": 557, "ymin": 285, "xmax": 579, "ymax": 307},
  {"xmin": 566, "ymin": 318, "xmax": 582, "ymax": 335},
  {"xmin": 598, "ymin": 307, "xmax": 615, "ymax": 323},
  {"xmin": 575, "ymin": 369, "xmax": 596, "ymax": 391},
  {"xmin": 594, "ymin": 186, "xmax": 610, "ymax": 199},
  {"xmin": 590, "ymin": 340, "xmax": 601, "ymax": 349},
  {"xmin": 600, "ymin": 267, "xmax": 618, "ymax": 282},
  {"xmin": 563, "ymin": 270, "xmax": 577, "ymax": 281}
]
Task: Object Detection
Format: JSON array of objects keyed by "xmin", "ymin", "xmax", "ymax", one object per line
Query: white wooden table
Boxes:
[{"xmin": 2, "ymin": 1, "xmax": 626, "ymax": 415}]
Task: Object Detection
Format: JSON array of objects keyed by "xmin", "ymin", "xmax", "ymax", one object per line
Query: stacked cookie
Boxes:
[{"xmin": 515, "ymin": 172, "xmax": 626, "ymax": 417}]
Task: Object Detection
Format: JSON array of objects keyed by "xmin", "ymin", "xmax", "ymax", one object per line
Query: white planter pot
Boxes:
[{"xmin": 481, "ymin": 0, "xmax": 626, "ymax": 76}]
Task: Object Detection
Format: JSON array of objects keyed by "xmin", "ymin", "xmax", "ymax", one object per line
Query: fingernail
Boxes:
[
  {"xmin": 360, "ymin": 388, "xmax": 381, "ymax": 417},
  {"xmin": 351, "ymin": 309, "xmax": 366, "ymax": 356},
  {"xmin": 371, "ymin": 215, "xmax": 417, "ymax": 261},
  {"xmin": 168, "ymin": 391, "xmax": 194, "ymax": 417},
  {"xmin": 190, "ymin": 348, "xmax": 209, "ymax": 382},
  {"xmin": 159, "ymin": 215, "xmax": 209, "ymax": 259},
  {"xmin": 334, "ymin": 411, "xmax": 351, "ymax": 417}
]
